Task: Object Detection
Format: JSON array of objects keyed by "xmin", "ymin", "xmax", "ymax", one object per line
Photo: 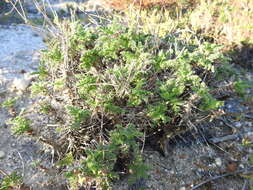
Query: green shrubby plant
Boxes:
[
  {"xmin": 67, "ymin": 106, "xmax": 90, "ymax": 128},
  {"xmin": 215, "ymin": 62, "xmax": 237, "ymax": 80},
  {"xmin": 30, "ymin": 81, "xmax": 48, "ymax": 95},
  {"xmin": 9, "ymin": 116, "xmax": 31, "ymax": 135},
  {"xmin": 32, "ymin": 64, "xmax": 49, "ymax": 80},
  {"xmin": 39, "ymin": 102, "xmax": 54, "ymax": 114},
  {"xmin": 84, "ymin": 125, "xmax": 147, "ymax": 188},
  {"xmin": 26, "ymin": 17, "xmax": 232, "ymax": 189}
]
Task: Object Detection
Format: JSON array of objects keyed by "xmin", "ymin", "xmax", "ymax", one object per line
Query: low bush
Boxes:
[{"xmin": 23, "ymin": 18, "xmax": 230, "ymax": 189}]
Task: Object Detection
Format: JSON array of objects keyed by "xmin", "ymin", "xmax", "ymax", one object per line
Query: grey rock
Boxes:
[
  {"xmin": 0, "ymin": 151, "xmax": 5, "ymax": 159},
  {"xmin": 215, "ymin": 157, "xmax": 222, "ymax": 167},
  {"xmin": 234, "ymin": 122, "xmax": 242, "ymax": 128}
]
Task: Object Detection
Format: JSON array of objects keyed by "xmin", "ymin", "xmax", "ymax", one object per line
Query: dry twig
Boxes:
[
  {"xmin": 209, "ymin": 133, "xmax": 241, "ymax": 144},
  {"xmin": 0, "ymin": 168, "xmax": 9, "ymax": 177}
]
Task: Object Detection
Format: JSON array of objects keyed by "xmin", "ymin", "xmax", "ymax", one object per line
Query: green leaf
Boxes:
[
  {"xmin": 9, "ymin": 116, "xmax": 31, "ymax": 135},
  {"xmin": 80, "ymin": 49, "xmax": 100, "ymax": 70},
  {"xmin": 234, "ymin": 80, "xmax": 251, "ymax": 96},
  {"xmin": 147, "ymin": 103, "xmax": 170, "ymax": 124},
  {"xmin": 57, "ymin": 152, "xmax": 74, "ymax": 167},
  {"xmin": 1, "ymin": 97, "xmax": 18, "ymax": 108},
  {"xmin": 67, "ymin": 106, "xmax": 90, "ymax": 127}
]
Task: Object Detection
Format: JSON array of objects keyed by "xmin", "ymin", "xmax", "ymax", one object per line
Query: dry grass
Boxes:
[
  {"xmin": 190, "ymin": 0, "xmax": 253, "ymax": 46},
  {"xmin": 109, "ymin": 0, "xmax": 253, "ymax": 46},
  {"xmin": 100, "ymin": 0, "xmax": 178, "ymax": 10}
]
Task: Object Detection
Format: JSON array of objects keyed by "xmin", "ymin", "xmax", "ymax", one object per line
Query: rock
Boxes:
[
  {"xmin": 234, "ymin": 122, "xmax": 242, "ymax": 128},
  {"xmin": 215, "ymin": 158, "xmax": 222, "ymax": 167},
  {"xmin": 246, "ymin": 121, "xmax": 253, "ymax": 127},
  {"xmin": 246, "ymin": 132, "xmax": 253, "ymax": 138},
  {"xmin": 11, "ymin": 74, "xmax": 33, "ymax": 92},
  {"xmin": 11, "ymin": 143, "xmax": 16, "ymax": 147},
  {"xmin": 0, "ymin": 151, "xmax": 5, "ymax": 159}
]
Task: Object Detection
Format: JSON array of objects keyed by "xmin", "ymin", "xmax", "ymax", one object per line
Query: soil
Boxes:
[{"xmin": 1, "ymin": 1, "xmax": 253, "ymax": 190}]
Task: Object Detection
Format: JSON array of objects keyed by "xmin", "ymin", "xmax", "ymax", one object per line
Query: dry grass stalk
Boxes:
[{"xmin": 100, "ymin": 0, "xmax": 178, "ymax": 10}]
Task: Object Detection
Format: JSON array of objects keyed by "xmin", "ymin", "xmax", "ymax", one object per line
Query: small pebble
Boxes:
[
  {"xmin": 0, "ymin": 151, "xmax": 5, "ymax": 159},
  {"xmin": 247, "ymin": 122, "xmax": 252, "ymax": 127},
  {"xmin": 215, "ymin": 158, "xmax": 222, "ymax": 167},
  {"xmin": 246, "ymin": 132, "xmax": 253, "ymax": 138},
  {"xmin": 11, "ymin": 77, "xmax": 31, "ymax": 92},
  {"xmin": 234, "ymin": 122, "xmax": 242, "ymax": 128}
]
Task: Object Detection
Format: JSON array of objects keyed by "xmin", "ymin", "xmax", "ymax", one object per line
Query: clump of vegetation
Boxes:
[
  {"xmin": 19, "ymin": 16, "xmax": 233, "ymax": 189},
  {"xmin": 234, "ymin": 80, "xmax": 252, "ymax": 97},
  {"xmin": 0, "ymin": 98, "xmax": 18, "ymax": 109},
  {"xmin": 0, "ymin": 172, "xmax": 22, "ymax": 190},
  {"xmin": 119, "ymin": 0, "xmax": 253, "ymax": 69},
  {"xmin": 8, "ymin": 116, "xmax": 31, "ymax": 135},
  {"xmin": 63, "ymin": 124, "xmax": 147, "ymax": 189}
]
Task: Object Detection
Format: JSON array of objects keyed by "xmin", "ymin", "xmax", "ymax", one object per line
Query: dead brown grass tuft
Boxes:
[
  {"xmin": 101, "ymin": 0, "xmax": 178, "ymax": 10},
  {"xmin": 190, "ymin": 0, "xmax": 253, "ymax": 46}
]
